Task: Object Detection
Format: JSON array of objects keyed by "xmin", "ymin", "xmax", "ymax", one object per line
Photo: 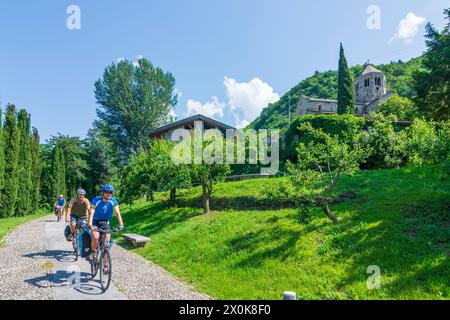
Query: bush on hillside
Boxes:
[
  {"xmin": 359, "ymin": 115, "xmax": 407, "ymax": 169},
  {"xmin": 404, "ymin": 119, "xmax": 450, "ymax": 166},
  {"xmin": 282, "ymin": 114, "xmax": 365, "ymax": 162}
]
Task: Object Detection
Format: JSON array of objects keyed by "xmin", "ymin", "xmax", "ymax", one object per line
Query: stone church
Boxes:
[{"xmin": 296, "ymin": 64, "xmax": 393, "ymax": 116}]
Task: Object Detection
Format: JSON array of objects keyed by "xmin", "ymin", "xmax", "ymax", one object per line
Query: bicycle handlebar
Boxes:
[{"xmin": 90, "ymin": 226, "xmax": 123, "ymax": 233}]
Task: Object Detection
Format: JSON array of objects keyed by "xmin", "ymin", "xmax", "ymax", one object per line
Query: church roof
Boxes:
[{"xmin": 360, "ymin": 64, "xmax": 383, "ymax": 75}]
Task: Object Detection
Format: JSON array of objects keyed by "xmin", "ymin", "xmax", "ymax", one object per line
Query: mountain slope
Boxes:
[{"xmin": 249, "ymin": 57, "xmax": 423, "ymax": 130}]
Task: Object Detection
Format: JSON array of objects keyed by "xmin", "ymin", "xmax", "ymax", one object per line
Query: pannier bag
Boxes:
[{"xmin": 77, "ymin": 229, "xmax": 92, "ymax": 258}]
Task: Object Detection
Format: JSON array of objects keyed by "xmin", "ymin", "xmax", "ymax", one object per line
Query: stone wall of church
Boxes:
[{"xmin": 296, "ymin": 95, "xmax": 338, "ymax": 115}]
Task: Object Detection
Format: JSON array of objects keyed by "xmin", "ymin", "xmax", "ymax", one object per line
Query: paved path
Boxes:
[{"xmin": 0, "ymin": 215, "xmax": 209, "ymax": 300}]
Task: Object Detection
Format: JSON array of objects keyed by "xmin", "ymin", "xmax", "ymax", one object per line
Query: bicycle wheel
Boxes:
[{"xmin": 99, "ymin": 249, "xmax": 112, "ymax": 292}]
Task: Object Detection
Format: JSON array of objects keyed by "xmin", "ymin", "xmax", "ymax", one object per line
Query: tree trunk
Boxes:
[
  {"xmin": 202, "ymin": 183, "xmax": 210, "ymax": 214},
  {"xmin": 322, "ymin": 198, "xmax": 338, "ymax": 223},
  {"xmin": 169, "ymin": 187, "xmax": 177, "ymax": 207}
]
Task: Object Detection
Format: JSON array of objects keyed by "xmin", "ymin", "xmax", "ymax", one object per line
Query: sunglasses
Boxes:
[{"xmin": 104, "ymin": 191, "xmax": 113, "ymax": 195}]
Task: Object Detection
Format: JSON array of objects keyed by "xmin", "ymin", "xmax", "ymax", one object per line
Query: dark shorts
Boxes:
[
  {"xmin": 70, "ymin": 215, "xmax": 87, "ymax": 224},
  {"xmin": 93, "ymin": 220, "xmax": 110, "ymax": 233}
]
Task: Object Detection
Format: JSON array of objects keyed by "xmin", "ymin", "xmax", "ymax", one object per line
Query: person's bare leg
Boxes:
[{"xmin": 91, "ymin": 230, "xmax": 99, "ymax": 252}]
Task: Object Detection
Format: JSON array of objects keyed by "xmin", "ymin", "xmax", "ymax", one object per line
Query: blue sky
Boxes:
[{"xmin": 0, "ymin": 0, "xmax": 448, "ymax": 140}]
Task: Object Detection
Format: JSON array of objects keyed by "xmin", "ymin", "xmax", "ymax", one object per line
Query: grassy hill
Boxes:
[
  {"xmin": 117, "ymin": 162, "xmax": 449, "ymax": 300},
  {"xmin": 249, "ymin": 57, "xmax": 423, "ymax": 131}
]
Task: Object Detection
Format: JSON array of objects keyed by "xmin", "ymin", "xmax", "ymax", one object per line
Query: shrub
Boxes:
[
  {"xmin": 404, "ymin": 119, "xmax": 450, "ymax": 166},
  {"xmin": 282, "ymin": 114, "xmax": 365, "ymax": 162},
  {"xmin": 376, "ymin": 94, "xmax": 419, "ymax": 121},
  {"xmin": 360, "ymin": 115, "xmax": 407, "ymax": 169}
]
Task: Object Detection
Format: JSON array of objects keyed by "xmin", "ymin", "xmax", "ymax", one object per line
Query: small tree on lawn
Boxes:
[
  {"xmin": 183, "ymin": 131, "xmax": 230, "ymax": 214},
  {"xmin": 122, "ymin": 139, "xmax": 191, "ymax": 206},
  {"xmin": 287, "ymin": 123, "xmax": 367, "ymax": 223},
  {"xmin": 192, "ymin": 162, "xmax": 230, "ymax": 214}
]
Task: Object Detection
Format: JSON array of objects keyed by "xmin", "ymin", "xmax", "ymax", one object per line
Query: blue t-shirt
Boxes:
[
  {"xmin": 91, "ymin": 196, "xmax": 119, "ymax": 221},
  {"xmin": 57, "ymin": 199, "xmax": 65, "ymax": 206}
]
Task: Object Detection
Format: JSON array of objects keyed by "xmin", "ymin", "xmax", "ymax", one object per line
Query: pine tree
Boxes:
[
  {"xmin": 0, "ymin": 105, "xmax": 20, "ymax": 217},
  {"xmin": 337, "ymin": 43, "xmax": 355, "ymax": 114},
  {"xmin": 16, "ymin": 110, "xmax": 33, "ymax": 215},
  {"xmin": 51, "ymin": 144, "xmax": 66, "ymax": 201},
  {"xmin": 30, "ymin": 127, "xmax": 42, "ymax": 213}
]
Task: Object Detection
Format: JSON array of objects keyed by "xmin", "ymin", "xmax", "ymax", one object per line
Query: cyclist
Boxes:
[
  {"xmin": 54, "ymin": 194, "xmax": 66, "ymax": 222},
  {"xmin": 65, "ymin": 188, "xmax": 91, "ymax": 241},
  {"xmin": 88, "ymin": 184, "xmax": 124, "ymax": 261}
]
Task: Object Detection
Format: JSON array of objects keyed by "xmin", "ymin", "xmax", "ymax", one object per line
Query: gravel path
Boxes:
[
  {"xmin": 111, "ymin": 244, "xmax": 209, "ymax": 300},
  {"xmin": 0, "ymin": 216, "xmax": 55, "ymax": 300},
  {"xmin": 0, "ymin": 215, "xmax": 209, "ymax": 300}
]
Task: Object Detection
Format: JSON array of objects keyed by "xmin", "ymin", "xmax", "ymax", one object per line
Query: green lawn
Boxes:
[
  {"xmin": 0, "ymin": 211, "xmax": 49, "ymax": 247},
  {"xmin": 117, "ymin": 162, "xmax": 450, "ymax": 299}
]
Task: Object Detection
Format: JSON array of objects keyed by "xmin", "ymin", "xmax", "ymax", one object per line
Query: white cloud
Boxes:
[
  {"xmin": 186, "ymin": 96, "xmax": 225, "ymax": 118},
  {"xmin": 133, "ymin": 54, "xmax": 144, "ymax": 67},
  {"xmin": 235, "ymin": 117, "xmax": 250, "ymax": 130},
  {"xmin": 168, "ymin": 108, "xmax": 177, "ymax": 119},
  {"xmin": 224, "ymin": 77, "xmax": 279, "ymax": 127},
  {"xmin": 116, "ymin": 57, "xmax": 126, "ymax": 63},
  {"xmin": 390, "ymin": 12, "xmax": 426, "ymax": 43}
]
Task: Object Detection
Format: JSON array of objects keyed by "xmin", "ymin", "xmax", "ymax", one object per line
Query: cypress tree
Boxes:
[
  {"xmin": 0, "ymin": 105, "xmax": 20, "ymax": 217},
  {"xmin": 51, "ymin": 144, "xmax": 66, "ymax": 201},
  {"xmin": 30, "ymin": 127, "xmax": 42, "ymax": 213},
  {"xmin": 337, "ymin": 43, "xmax": 355, "ymax": 114},
  {"xmin": 16, "ymin": 110, "xmax": 33, "ymax": 215},
  {"xmin": 0, "ymin": 108, "xmax": 5, "ymax": 198}
]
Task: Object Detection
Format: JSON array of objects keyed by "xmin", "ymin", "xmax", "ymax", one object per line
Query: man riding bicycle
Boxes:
[
  {"xmin": 65, "ymin": 188, "xmax": 91, "ymax": 241},
  {"xmin": 88, "ymin": 184, "xmax": 124, "ymax": 261},
  {"xmin": 54, "ymin": 194, "xmax": 66, "ymax": 222}
]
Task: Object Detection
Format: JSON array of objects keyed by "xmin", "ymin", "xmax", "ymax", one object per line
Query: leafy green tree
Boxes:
[
  {"xmin": 414, "ymin": 8, "xmax": 450, "ymax": 121},
  {"xmin": 337, "ymin": 43, "xmax": 355, "ymax": 114},
  {"xmin": 39, "ymin": 143, "xmax": 54, "ymax": 208},
  {"xmin": 404, "ymin": 119, "xmax": 449, "ymax": 166},
  {"xmin": 94, "ymin": 57, "xmax": 177, "ymax": 163},
  {"xmin": 288, "ymin": 123, "xmax": 367, "ymax": 222},
  {"xmin": 51, "ymin": 144, "xmax": 66, "ymax": 201},
  {"xmin": 48, "ymin": 135, "xmax": 89, "ymax": 199},
  {"xmin": 16, "ymin": 109, "xmax": 33, "ymax": 215},
  {"xmin": 192, "ymin": 163, "xmax": 231, "ymax": 214},
  {"xmin": 84, "ymin": 126, "xmax": 116, "ymax": 197},
  {"xmin": 376, "ymin": 94, "xmax": 419, "ymax": 121},
  {"xmin": 30, "ymin": 128, "xmax": 42, "ymax": 212},
  {"xmin": 122, "ymin": 139, "xmax": 191, "ymax": 206},
  {"xmin": 0, "ymin": 105, "xmax": 20, "ymax": 217}
]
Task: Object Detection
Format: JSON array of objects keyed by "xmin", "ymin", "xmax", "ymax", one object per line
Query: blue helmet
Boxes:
[{"xmin": 101, "ymin": 184, "xmax": 114, "ymax": 193}]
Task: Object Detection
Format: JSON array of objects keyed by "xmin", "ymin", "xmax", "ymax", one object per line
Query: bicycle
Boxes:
[
  {"xmin": 88, "ymin": 226, "xmax": 122, "ymax": 292},
  {"xmin": 71, "ymin": 219, "xmax": 88, "ymax": 261},
  {"xmin": 55, "ymin": 207, "xmax": 63, "ymax": 222}
]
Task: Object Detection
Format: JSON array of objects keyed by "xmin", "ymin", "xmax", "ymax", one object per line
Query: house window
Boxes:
[
  {"xmin": 375, "ymin": 77, "xmax": 381, "ymax": 86},
  {"xmin": 364, "ymin": 78, "xmax": 370, "ymax": 87}
]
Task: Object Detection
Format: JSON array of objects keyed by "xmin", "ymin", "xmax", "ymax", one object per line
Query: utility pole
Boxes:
[{"xmin": 288, "ymin": 95, "xmax": 292, "ymax": 125}]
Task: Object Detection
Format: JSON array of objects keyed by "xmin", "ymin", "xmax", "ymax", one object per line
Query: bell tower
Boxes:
[{"xmin": 354, "ymin": 63, "xmax": 387, "ymax": 104}]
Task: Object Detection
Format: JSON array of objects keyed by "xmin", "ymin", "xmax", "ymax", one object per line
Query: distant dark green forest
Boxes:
[{"xmin": 249, "ymin": 56, "xmax": 424, "ymax": 130}]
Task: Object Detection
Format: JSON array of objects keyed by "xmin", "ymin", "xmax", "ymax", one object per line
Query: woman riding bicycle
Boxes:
[{"xmin": 88, "ymin": 184, "xmax": 124, "ymax": 261}]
